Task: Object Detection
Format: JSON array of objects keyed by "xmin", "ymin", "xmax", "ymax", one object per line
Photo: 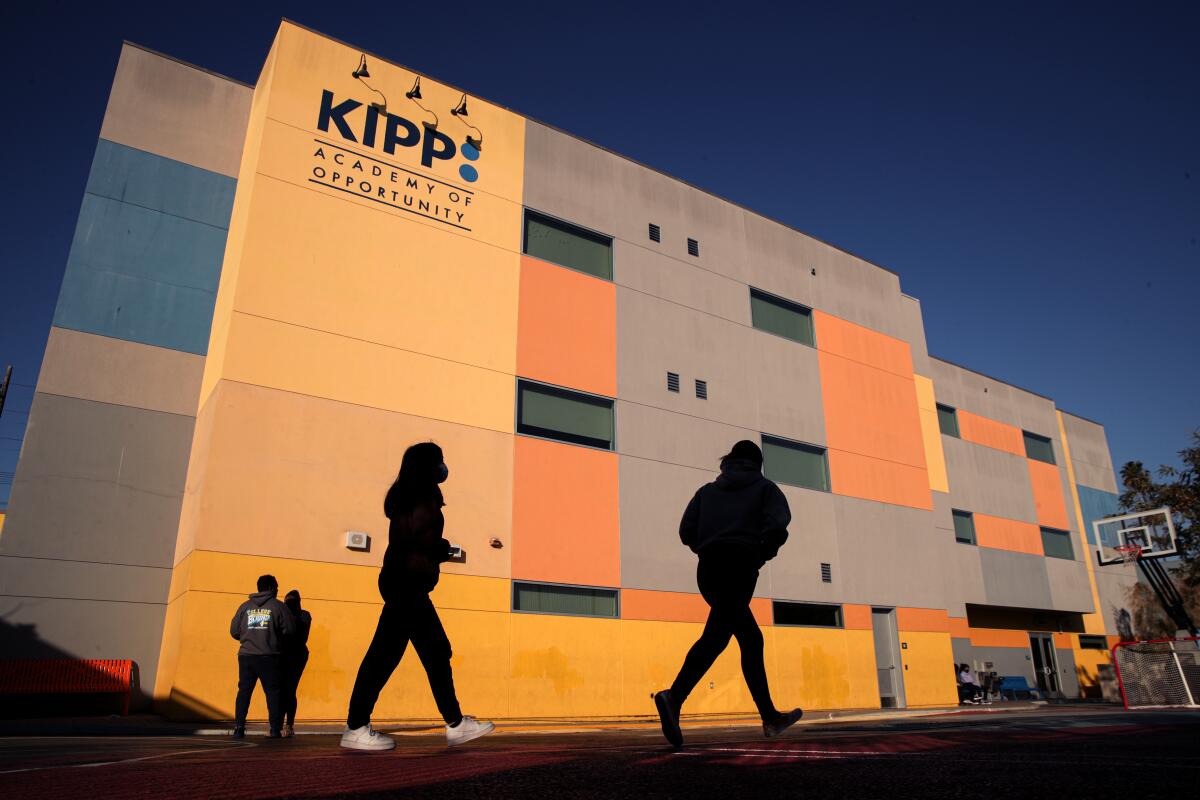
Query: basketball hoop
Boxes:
[{"xmin": 1115, "ymin": 544, "xmax": 1143, "ymax": 564}]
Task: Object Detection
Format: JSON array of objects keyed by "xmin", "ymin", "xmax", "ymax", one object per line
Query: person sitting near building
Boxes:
[
  {"xmin": 229, "ymin": 574, "xmax": 296, "ymax": 738},
  {"xmin": 280, "ymin": 589, "xmax": 312, "ymax": 738},
  {"xmin": 957, "ymin": 663, "xmax": 985, "ymax": 704},
  {"xmin": 341, "ymin": 442, "xmax": 494, "ymax": 751}
]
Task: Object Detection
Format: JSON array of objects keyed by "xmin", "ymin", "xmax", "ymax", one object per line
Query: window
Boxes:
[
  {"xmin": 666, "ymin": 372, "xmax": 680, "ymax": 393},
  {"xmin": 695, "ymin": 379, "xmax": 708, "ymax": 400},
  {"xmin": 517, "ymin": 380, "xmax": 614, "ymax": 450},
  {"xmin": 774, "ymin": 601, "xmax": 843, "ymax": 628},
  {"xmin": 687, "ymin": 238, "xmax": 700, "ymax": 257},
  {"xmin": 762, "ymin": 435, "xmax": 829, "ymax": 492},
  {"xmin": 512, "ymin": 582, "xmax": 618, "ymax": 618},
  {"xmin": 1040, "ymin": 527, "xmax": 1074, "ymax": 560},
  {"xmin": 937, "ymin": 404, "xmax": 960, "ymax": 438},
  {"xmin": 750, "ymin": 288, "xmax": 815, "ymax": 347},
  {"xmin": 523, "ymin": 210, "xmax": 613, "ymax": 280},
  {"xmin": 1024, "ymin": 431, "xmax": 1056, "ymax": 465},
  {"xmin": 820, "ymin": 563, "xmax": 832, "ymax": 583},
  {"xmin": 952, "ymin": 509, "xmax": 976, "ymax": 545},
  {"xmin": 1079, "ymin": 635, "xmax": 1108, "ymax": 650},
  {"xmin": 648, "ymin": 223, "xmax": 661, "ymax": 242}
]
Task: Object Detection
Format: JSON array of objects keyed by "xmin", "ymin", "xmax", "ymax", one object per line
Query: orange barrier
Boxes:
[{"xmin": 0, "ymin": 659, "xmax": 133, "ymax": 715}]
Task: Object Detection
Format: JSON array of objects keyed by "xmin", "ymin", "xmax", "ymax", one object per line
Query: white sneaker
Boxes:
[
  {"xmin": 340, "ymin": 724, "xmax": 396, "ymax": 751},
  {"xmin": 446, "ymin": 715, "xmax": 494, "ymax": 747}
]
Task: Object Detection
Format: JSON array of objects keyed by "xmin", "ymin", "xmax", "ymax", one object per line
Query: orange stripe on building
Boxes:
[
  {"xmin": 516, "ymin": 255, "xmax": 617, "ymax": 398},
  {"xmin": 896, "ymin": 608, "xmax": 951, "ymax": 632},
  {"xmin": 958, "ymin": 410, "xmax": 1024, "ymax": 456},
  {"xmin": 843, "ymin": 604, "xmax": 873, "ymax": 630},
  {"xmin": 826, "ymin": 448, "xmax": 933, "ymax": 510},
  {"xmin": 969, "ymin": 628, "xmax": 1031, "ymax": 648},
  {"xmin": 1027, "ymin": 458, "xmax": 1071, "ymax": 530},
  {"xmin": 948, "ymin": 617, "xmax": 970, "ymax": 639},
  {"xmin": 512, "ymin": 436, "xmax": 620, "ymax": 587},
  {"xmin": 1052, "ymin": 633, "xmax": 1072, "ymax": 649},
  {"xmin": 621, "ymin": 589, "xmax": 710, "ymax": 623},
  {"xmin": 974, "ymin": 514, "xmax": 1043, "ymax": 556},
  {"xmin": 812, "ymin": 310, "xmax": 914, "ymax": 378},
  {"xmin": 750, "ymin": 598, "xmax": 773, "ymax": 627}
]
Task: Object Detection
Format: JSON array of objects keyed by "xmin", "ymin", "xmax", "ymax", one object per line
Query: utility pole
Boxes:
[{"xmin": 0, "ymin": 365, "xmax": 10, "ymax": 418}]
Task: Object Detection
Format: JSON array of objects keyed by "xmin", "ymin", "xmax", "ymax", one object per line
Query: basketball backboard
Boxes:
[{"xmin": 1094, "ymin": 507, "xmax": 1178, "ymax": 566}]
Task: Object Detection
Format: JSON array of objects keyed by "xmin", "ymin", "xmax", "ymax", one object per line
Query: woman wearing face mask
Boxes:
[
  {"xmin": 341, "ymin": 442, "xmax": 494, "ymax": 750},
  {"xmin": 280, "ymin": 589, "xmax": 312, "ymax": 737}
]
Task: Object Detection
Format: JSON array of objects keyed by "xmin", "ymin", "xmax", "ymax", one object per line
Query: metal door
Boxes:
[
  {"xmin": 1029, "ymin": 632, "xmax": 1060, "ymax": 695},
  {"xmin": 872, "ymin": 608, "xmax": 905, "ymax": 708}
]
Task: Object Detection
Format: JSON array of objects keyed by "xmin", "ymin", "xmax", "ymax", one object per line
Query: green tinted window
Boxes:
[
  {"xmin": 762, "ymin": 436, "xmax": 828, "ymax": 491},
  {"xmin": 952, "ymin": 509, "xmax": 976, "ymax": 545},
  {"xmin": 523, "ymin": 210, "xmax": 612, "ymax": 280},
  {"xmin": 750, "ymin": 289, "xmax": 814, "ymax": 347},
  {"xmin": 937, "ymin": 404, "xmax": 960, "ymax": 438},
  {"xmin": 1041, "ymin": 527, "xmax": 1074, "ymax": 560},
  {"xmin": 518, "ymin": 380, "xmax": 614, "ymax": 450},
  {"xmin": 1024, "ymin": 431, "xmax": 1056, "ymax": 464},
  {"xmin": 773, "ymin": 602, "xmax": 843, "ymax": 628},
  {"xmin": 513, "ymin": 582, "xmax": 618, "ymax": 618}
]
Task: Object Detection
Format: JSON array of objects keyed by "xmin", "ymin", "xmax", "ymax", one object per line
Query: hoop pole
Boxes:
[{"xmin": 1111, "ymin": 641, "xmax": 1131, "ymax": 710}]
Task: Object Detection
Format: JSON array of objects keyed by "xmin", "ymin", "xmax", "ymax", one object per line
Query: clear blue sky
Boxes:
[{"xmin": 1, "ymin": 1, "xmax": 1197, "ymax": 508}]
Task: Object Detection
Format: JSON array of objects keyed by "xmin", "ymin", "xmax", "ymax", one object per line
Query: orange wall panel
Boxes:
[
  {"xmin": 948, "ymin": 617, "xmax": 970, "ymax": 639},
  {"xmin": 813, "ymin": 311, "xmax": 913, "ymax": 378},
  {"xmin": 512, "ymin": 436, "xmax": 620, "ymax": 587},
  {"xmin": 969, "ymin": 628, "xmax": 1031, "ymax": 648},
  {"xmin": 957, "ymin": 410, "xmax": 1025, "ymax": 456},
  {"xmin": 826, "ymin": 448, "xmax": 932, "ymax": 510},
  {"xmin": 843, "ymin": 604, "xmax": 873, "ymax": 630},
  {"xmin": 622, "ymin": 589, "xmax": 710, "ymax": 623},
  {"xmin": 750, "ymin": 598, "xmax": 773, "ymax": 627},
  {"xmin": 896, "ymin": 608, "xmax": 951, "ymax": 633},
  {"xmin": 974, "ymin": 514, "xmax": 1043, "ymax": 556},
  {"xmin": 818, "ymin": 352, "xmax": 928, "ymax": 469},
  {"xmin": 517, "ymin": 255, "xmax": 616, "ymax": 397},
  {"xmin": 1028, "ymin": 459, "xmax": 1071, "ymax": 530}
]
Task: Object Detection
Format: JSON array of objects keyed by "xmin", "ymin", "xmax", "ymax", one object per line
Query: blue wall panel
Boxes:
[
  {"xmin": 1077, "ymin": 484, "xmax": 1119, "ymax": 547},
  {"xmin": 51, "ymin": 140, "xmax": 236, "ymax": 355}
]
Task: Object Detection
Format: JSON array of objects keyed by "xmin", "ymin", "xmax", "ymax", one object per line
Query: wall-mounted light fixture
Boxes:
[
  {"xmin": 351, "ymin": 54, "xmax": 387, "ymax": 115},
  {"xmin": 403, "ymin": 75, "xmax": 438, "ymax": 129},
  {"xmin": 450, "ymin": 92, "xmax": 483, "ymax": 151}
]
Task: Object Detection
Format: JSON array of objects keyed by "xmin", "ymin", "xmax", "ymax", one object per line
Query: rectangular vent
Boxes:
[
  {"xmin": 687, "ymin": 238, "xmax": 700, "ymax": 257},
  {"xmin": 667, "ymin": 371, "xmax": 680, "ymax": 392},
  {"xmin": 820, "ymin": 563, "xmax": 832, "ymax": 583},
  {"xmin": 695, "ymin": 379, "xmax": 708, "ymax": 400},
  {"xmin": 649, "ymin": 223, "xmax": 661, "ymax": 242}
]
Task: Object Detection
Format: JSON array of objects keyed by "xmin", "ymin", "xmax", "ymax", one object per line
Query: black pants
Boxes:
[
  {"xmin": 236, "ymin": 654, "xmax": 283, "ymax": 732},
  {"xmin": 346, "ymin": 593, "xmax": 463, "ymax": 729},
  {"xmin": 670, "ymin": 555, "xmax": 779, "ymax": 721},
  {"xmin": 281, "ymin": 651, "xmax": 309, "ymax": 726}
]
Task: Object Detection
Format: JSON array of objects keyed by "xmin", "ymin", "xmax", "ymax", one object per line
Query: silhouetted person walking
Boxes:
[
  {"xmin": 341, "ymin": 442, "xmax": 494, "ymax": 751},
  {"xmin": 280, "ymin": 590, "xmax": 312, "ymax": 737},
  {"xmin": 654, "ymin": 440, "xmax": 803, "ymax": 747},
  {"xmin": 230, "ymin": 574, "xmax": 295, "ymax": 738}
]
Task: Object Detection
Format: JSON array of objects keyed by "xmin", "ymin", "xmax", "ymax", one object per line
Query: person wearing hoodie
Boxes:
[
  {"xmin": 653, "ymin": 440, "xmax": 803, "ymax": 747},
  {"xmin": 341, "ymin": 442, "xmax": 494, "ymax": 751},
  {"xmin": 229, "ymin": 574, "xmax": 296, "ymax": 738},
  {"xmin": 280, "ymin": 590, "xmax": 312, "ymax": 737}
]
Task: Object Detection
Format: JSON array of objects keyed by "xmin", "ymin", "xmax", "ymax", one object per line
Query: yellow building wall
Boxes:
[
  {"xmin": 897, "ymin": 631, "xmax": 958, "ymax": 707},
  {"xmin": 914, "ymin": 375, "xmax": 949, "ymax": 493}
]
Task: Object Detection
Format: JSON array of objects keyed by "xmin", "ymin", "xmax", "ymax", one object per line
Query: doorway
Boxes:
[
  {"xmin": 1028, "ymin": 632, "xmax": 1061, "ymax": 697},
  {"xmin": 872, "ymin": 608, "xmax": 906, "ymax": 708}
]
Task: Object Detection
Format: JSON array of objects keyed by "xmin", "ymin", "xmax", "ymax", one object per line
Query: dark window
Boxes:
[
  {"xmin": 512, "ymin": 582, "xmax": 618, "ymax": 618},
  {"xmin": 1079, "ymin": 635, "xmax": 1108, "ymax": 650},
  {"xmin": 523, "ymin": 209, "xmax": 613, "ymax": 280},
  {"xmin": 750, "ymin": 288, "xmax": 815, "ymax": 347},
  {"xmin": 820, "ymin": 563, "xmax": 832, "ymax": 583},
  {"xmin": 1041, "ymin": 526, "xmax": 1074, "ymax": 560},
  {"xmin": 695, "ymin": 379, "xmax": 708, "ymax": 400},
  {"xmin": 1024, "ymin": 431, "xmax": 1056, "ymax": 465},
  {"xmin": 517, "ymin": 380, "xmax": 614, "ymax": 450},
  {"xmin": 937, "ymin": 404, "xmax": 960, "ymax": 438},
  {"xmin": 687, "ymin": 238, "xmax": 699, "ymax": 257},
  {"xmin": 952, "ymin": 509, "xmax": 976, "ymax": 545},
  {"xmin": 648, "ymin": 223, "xmax": 661, "ymax": 242},
  {"xmin": 667, "ymin": 372, "xmax": 680, "ymax": 393},
  {"xmin": 762, "ymin": 435, "xmax": 829, "ymax": 491},
  {"xmin": 774, "ymin": 601, "xmax": 843, "ymax": 628}
]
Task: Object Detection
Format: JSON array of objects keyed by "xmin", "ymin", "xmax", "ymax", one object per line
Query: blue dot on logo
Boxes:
[
  {"xmin": 461, "ymin": 142, "xmax": 480, "ymax": 162},
  {"xmin": 459, "ymin": 164, "xmax": 479, "ymax": 182}
]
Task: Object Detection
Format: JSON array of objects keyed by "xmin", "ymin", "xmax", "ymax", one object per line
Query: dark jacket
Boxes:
[
  {"xmin": 679, "ymin": 459, "xmax": 792, "ymax": 566},
  {"xmin": 283, "ymin": 608, "xmax": 312, "ymax": 657},
  {"xmin": 379, "ymin": 500, "xmax": 453, "ymax": 601},
  {"xmin": 230, "ymin": 590, "xmax": 295, "ymax": 656}
]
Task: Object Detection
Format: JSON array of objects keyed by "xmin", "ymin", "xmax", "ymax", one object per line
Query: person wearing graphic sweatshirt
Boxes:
[
  {"xmin": 653, "ymin": 440, "xmax": 803, "ymax": 747},
  {"xmin": 229, "ymin": 574, "xmax": 295, "ymax": 738}
]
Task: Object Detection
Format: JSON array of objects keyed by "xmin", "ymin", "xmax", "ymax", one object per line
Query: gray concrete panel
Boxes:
[
  {"xmin": 1045, "ymin": 557, "xmax": 1095, "ymax": 613},
  {"xmin": 1073, "ymin": 460, "xmax": 1118, "ymax": 495},
  {"xmin": 951, "ymin": 637, "xmax": 972, "ymax": 666},
  {"xmin": 897, "ymin": 295, "xmax": 931, "ymax": 377},
  {"xmin": 1094, "ymin": 563, "xmax": 1139, "ymax": 638},
  {"xmin": 36, "ymin": 327, "xmax": 203, "ymax": 417},
  {"xmin": 0, "ymin": 556, "xmax": 170, "ymax": 604},
  {"xmin": 980, "ymin": 549, "xmax": 1053, "ymax": 609},
  {"xmin": 931, "ymin": 490, "xmax": 955, "ymax": 533},
  {"xmin": 614, "ymin": 240, "xmax": 747, "ymax": 325},
  {"xmin": 942, "ymin": 436, "xmax": 1038, "ymax": 523},
  {"xmin": 759, "ymin": 486, "xmax": 839, "ymax": 603},
  {"xmin": 1, "ymin": 393, "xmax": 193, "ymax": 567},
  {"xmin": 941, "ymin": 542, "xmax": 986, "ymax": 617},
  {"xmin": 618, "ymin": 455, "xmax": 712, "ymax": 594},
  {"xmin": 615, "ymin": 400, "xmax": 758, "ymax": 473},
  {"xmin": 832, "ymin": 497, "xmax": 944, "ymax": 610},
  {"xmin": 1062, "ymin": 413, "xmax": 1119, "ymax": 493},
  {"xmin": 101, "ymin": 44, "xmax": 252, "ymax": 177},
  {"xmin": 1055, "ymin": 647, "xmax": 1081, "ymax": 697}
]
